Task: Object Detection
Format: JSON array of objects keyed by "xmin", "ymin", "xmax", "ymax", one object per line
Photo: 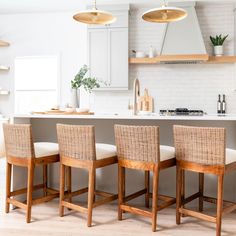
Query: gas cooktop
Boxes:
[{"xmin": 160, "ymin": 108, "xmax": 205, "ymax": 116}]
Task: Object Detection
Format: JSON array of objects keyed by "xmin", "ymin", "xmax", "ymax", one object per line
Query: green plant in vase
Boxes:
[
  {"xmin": 210, "ymin": 34, "xmax": 228, "ymax": 56},
  {"xmin": 70, "ymin": 65, "xmax": 102, "ymax": 108}
]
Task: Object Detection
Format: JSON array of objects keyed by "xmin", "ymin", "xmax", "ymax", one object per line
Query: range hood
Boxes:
[{"xmin": 160, "ymin": 2, "xmax": 208, "ymax": 64}]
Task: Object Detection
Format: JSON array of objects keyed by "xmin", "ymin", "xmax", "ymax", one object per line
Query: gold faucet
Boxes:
[{"xmin": 133, "ymin": 78, "xmax": 140, "ymax": 115}]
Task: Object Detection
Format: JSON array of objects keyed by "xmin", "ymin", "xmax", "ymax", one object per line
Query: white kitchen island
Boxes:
[{"xmin": 12, "ymin": 113, "xmax": 236, "ymax": 204}]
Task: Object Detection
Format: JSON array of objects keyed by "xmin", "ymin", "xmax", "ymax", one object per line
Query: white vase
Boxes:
[
  {"xmin": 214, "ymin": 46, "xmax": 223, "ymax": 57},
  {"xmin": 89, "ymin": 92, "xmax": 95, "ymax": 112},
  {"xmin": 70, "ymin": 88, "xmax": 80, "ymax": 108}
]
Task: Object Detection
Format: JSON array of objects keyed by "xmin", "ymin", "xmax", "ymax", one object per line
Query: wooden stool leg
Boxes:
[
  {"xmin": 26, "ymin": 162, "xmax": 34, "ymax": 223},
  {"xmin": 5, "ymin": 162, "xmax": 12, "ymax": 213},
  {"xmin": 93, "ymin": 169, "xmax": 96, "ymax": 203},
  {"xmin": 145, "ymin": 170, "xmax": 150, "ymax": 208},
  {"xmin": 118, "ymin": 166, "xmax": 125, "ymax": 220},
  {"xmin": 181, "ymin": 169, "xmax": 185, "ymax": 217},
  {"xmin": 176, "ymin": 166, "xmax": 182, "ymax": 225},
  {"xmin": 152, "ymin": 166, "xmax": 159, "ymax": 232},
  {"xmin": 59, "ymin": 163, "xmax": 65, "ymax": 217},
  {"xmin": 87, "ymin": 168, "xmax": 95, "ymax": 227},
  {"xmin": 43, "ymin": 164, "xmax": 48, "ymax": 197},
  {"xmin": 66, "ymin": 166, "xmax": 72, "ymax": 204},
  {"xmin": 216, "ymin": 174, "xmax": 224, "ymax": 236},
  {"xmin": 199, "ymin": 173, "xmax": 204, "ymax": 212}
]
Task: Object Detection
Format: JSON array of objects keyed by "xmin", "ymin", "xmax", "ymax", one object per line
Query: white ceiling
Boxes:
[{"xmin": 0, "ymin": 0, "xmax": 235, "ymax": 14}]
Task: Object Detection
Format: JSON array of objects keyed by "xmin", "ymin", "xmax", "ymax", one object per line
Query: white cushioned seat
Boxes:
[
  {"xmin": 226, "ymin": 148, "xmax": 236, "ymax": 165},
  {"xmin": 34, "ymin": 142, "xmax": 59, "ymax": 158},
  {"xmin": 96, "ymin": 143, "xmax": 117, "ymax": 160},
  {"xmin": 160, "ymin": 145, "xmax": 175, "ymax": 162}
]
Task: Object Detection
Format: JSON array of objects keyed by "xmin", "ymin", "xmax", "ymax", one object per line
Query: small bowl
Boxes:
[
  {"xmin": 65, "ymin": 107, "xmax": 75, "ymax": 113},
  {"xmin": 136, "ymin": 51, "xmax": 146, "ymax": 58},
  {"xmin": 76, "ymin": 108, "xmax": 89, "ymax": 113}
]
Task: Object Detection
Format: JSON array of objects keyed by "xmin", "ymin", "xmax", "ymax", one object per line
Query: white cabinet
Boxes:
[
  {"xmin": 88, "ymin": 8, "xmax": 129, "ymax": 90},
  {"xmin": 88, "ymin": 29, "xmax": 108, "ymax": 86},
  {"xmin": 109, "ymin": 28, "xmax": 128, "ymax": 89}
]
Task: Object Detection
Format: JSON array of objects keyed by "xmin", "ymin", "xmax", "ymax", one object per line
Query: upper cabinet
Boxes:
[{"xmin": 88, "ymin": 5, "xmax": 129, "ymax": 90}]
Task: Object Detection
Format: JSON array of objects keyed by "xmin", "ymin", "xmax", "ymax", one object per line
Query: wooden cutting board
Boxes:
[
  {"xmin": 138, "ymin": 89, "xmax": 154, "ymax": 112},
  {"xmin": 32, "ymin": 110, "xmax": 94, "ymax": 115}
]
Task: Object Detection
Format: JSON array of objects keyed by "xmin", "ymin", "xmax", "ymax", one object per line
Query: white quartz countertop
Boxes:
[{"xmin": 13, "ymin": 113, "xmax": 236, "ymax": 121}]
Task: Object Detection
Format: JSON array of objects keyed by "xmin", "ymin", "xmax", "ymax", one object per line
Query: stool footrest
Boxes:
[
  {"xmin": 93, "ymin": 194, "xmax": 118, "ymax": 208},
  {"xmin": 65, "ymin": 187, "xmax": 88, "ymax": 199},
  {"xmin": 157, "ymin": 198, "xmax": 176, "ymax": 211},
  {"xmin": 124, "ymin": 189, "xmax": 147, "ymax": 202},
  {"xmin": 203, "ymin": 195, "xmax": 235, "ymax": 206},
  {"xmin": 46, "ymin": 187, "xmax": 59, "ymax": 195},
  {"xmin": 7, "ymin": 198, "xmax": 27, "ymax": 210},
  {"xmin": 61, "ymin": 200, "xmax": 88, "ymax": 213},
  {"xmin": 10, "ymin": 184, "xmax": 44, "ymax": 197},
  {"xmin": 179, "ymin": 207, "xmax": 216, "ymax": 223},
  {"xmin": 184, "ymin": 192, "xmax": 201, "ymax": 205},
  {"xmin": 120, "ymin": 204, "xmax": 152, "ymax": 218},
  {"xmin": 32, "ymin": 192, "xmax": 59, "ymax": 205},
  {"xmin": 95, "ymin": 190, "xmax": 114, "ymax": 198}
]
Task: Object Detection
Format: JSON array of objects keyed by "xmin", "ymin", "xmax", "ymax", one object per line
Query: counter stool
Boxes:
[
  {"xmin": 174, "ymin": 125, "xmax": 236, "ymax": 236},
  {"xmin": 3, "ymin": 124, "xmax": 60, "ymax": 223},
  {"xmin": 114, "ymin": 125, "xmax": 176, "ymax": 232},
  {"xmin": 56, "ymin": 124, "xmax": 118, "ymax": 227}
]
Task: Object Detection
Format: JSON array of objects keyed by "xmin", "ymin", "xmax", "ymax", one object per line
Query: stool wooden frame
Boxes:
[
  {"xmin": 3, "ymin": 124, "xmax": 59, "ymax": 223},
  {"xmin": 174, "ymin": 125, "xmax": 236, "ymax": 236},
  {"xmin": 57, "ymin": 124, "xmax": 118, "ymax": 227},
  {"xmin": 115, "ymin": 125, "xmax": 176, "ymax": 232}
]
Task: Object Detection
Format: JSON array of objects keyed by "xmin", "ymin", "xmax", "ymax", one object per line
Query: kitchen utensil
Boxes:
[{"xmin": 138, "ymin": 89, "xmax": 154, "ymax": 112}]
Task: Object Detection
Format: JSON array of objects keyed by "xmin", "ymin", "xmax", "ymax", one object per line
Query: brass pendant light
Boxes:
[
  {"xmin": 142, "ymin": 0, "xmax": 187, "ymax": 23},
  {"xmin": 73, "ymin": 0, "xmax": 116, "ymax": 25}
]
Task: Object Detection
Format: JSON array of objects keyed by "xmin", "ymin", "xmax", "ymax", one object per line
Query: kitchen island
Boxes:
[{"xmin": 12, "ymin": 113, "xmax": 236, "ymax": 203}]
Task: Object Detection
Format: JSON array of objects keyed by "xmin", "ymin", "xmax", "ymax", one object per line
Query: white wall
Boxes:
[{"xmin": 0, "ymin": 11, "xmax": 87, "ymax": 115}]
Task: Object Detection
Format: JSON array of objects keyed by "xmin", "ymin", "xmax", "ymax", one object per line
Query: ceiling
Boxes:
[{"xmin": 0, "ymin": 0, "xmax": 235, "ymax": 14}]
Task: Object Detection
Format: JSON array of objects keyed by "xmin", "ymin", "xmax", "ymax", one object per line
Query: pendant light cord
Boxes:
[
  {"xmin": 93, "ymin": 0, "xmax": 97, "ymax": 10},
  {"xmin": 163, "ymin": 0, "xmax": 167, "ymax": 7}
]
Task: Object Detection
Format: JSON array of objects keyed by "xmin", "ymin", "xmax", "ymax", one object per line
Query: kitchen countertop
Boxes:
[{"xmin": 13, "ymin": 113, "xmax": 236, "ymax": 121}]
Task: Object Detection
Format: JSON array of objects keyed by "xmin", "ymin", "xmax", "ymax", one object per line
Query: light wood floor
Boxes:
[{"xmin": 0, "ymin": 201, "xmax": 236, "ymax": 236}]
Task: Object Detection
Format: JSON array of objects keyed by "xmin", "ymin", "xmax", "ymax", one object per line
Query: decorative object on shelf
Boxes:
[
  {"xmin": 210, "ymin": 34, "xmax": 228, "ymax": 57},
  {"xmin": 70, "ymin": 65, "xmax": 101, "ymax": 108},
  {"xmin": 0, "ymin": 40, "xmax": 10, "ymax": 47},
  {"xmin": 132, "ymin": 50, "xmax": 146, "ymax": 58},
  {"xmin": 148, "ymin": 46, "xmax": 155, "ymax": 58},
  {"xmin": 73, "ymin": 0, "xmax": 116, "ymax": 25},
  {"xmin": 142, "ymin": 0, "xmax": 187, "ymax": 23},
  {"xmin": 0, "ymin": 90, "xmax": 10, "ymax": 95},
  {"xmin": 0, "ymin": 65, "xmax": 10, "ymax": 71}
]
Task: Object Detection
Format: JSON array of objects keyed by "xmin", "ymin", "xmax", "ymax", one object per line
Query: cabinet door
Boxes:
[
  {"xmin": 88, "ymin": 29, "xmax": 108, "ymax": 85},
  {"xmin": 109, "ymin": 28, "xmax": 128, "ymax": 90}
]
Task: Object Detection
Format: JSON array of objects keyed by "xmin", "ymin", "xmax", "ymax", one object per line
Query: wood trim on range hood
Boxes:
[{"xmin": 158, "ymin": 54, "xmax": 209, "ymax": 63}]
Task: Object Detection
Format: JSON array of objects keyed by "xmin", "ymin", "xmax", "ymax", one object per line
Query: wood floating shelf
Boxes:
[
  {"xmin": 0, "ymin": 65, "xmax": 10, "ymax": 71},
  {"xmin": 129, "ymin": 55, "xmax": 236, "ymax": 64},
  {"xmin": 0, "ymin": 40, "xmax": 10, "ymax": 47},
  {"xmin": 129, "ymin": 57, "xmax": 158, "ymax": 64},
  {"xmin": 0, "ymin": 90, "xmax": 10, "ymax": 95},
  {"xmin": 206, "ymin": 56, "xmax": 236, "ymax": 64}
]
